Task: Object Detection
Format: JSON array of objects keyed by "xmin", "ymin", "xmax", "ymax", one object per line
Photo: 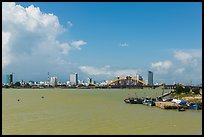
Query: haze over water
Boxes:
[{"xmin": 2, "ymin": 88, "xmax": 202, "ymax": 135}]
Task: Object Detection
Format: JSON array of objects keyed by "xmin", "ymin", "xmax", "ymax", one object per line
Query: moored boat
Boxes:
[
  {"xmin": 124, "ymin": 97, "xmax": 144, "ymax": 104},
  {"xmin": 142, "ymin": 98, "xmax": 155, "ymax": 106},
  {"xmin": 178, "ymin": 106, "xmax": 185, "ymax": 111},
  {"xmin": 188, "ymin": 102, "xmax": 201, "ymax": 110}
]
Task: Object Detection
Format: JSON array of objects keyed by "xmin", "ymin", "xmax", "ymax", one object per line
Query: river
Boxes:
[{"xmin": 2, "ymin": 88, "xmax": 202, "ymax": 135}]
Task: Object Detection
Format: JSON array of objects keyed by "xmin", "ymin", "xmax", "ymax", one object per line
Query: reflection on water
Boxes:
[{"xmin": 2, "ymin": 88, "xmax": 202, "ymax": 135}]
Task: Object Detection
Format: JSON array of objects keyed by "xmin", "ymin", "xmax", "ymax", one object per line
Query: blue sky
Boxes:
[{"xmin": 2, "ymin": 2, "xmax": 202, "ymax": 85}]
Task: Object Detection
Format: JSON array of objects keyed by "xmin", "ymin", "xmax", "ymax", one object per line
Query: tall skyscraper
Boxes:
[
  {"xmin": 134, "ymin": 74, "xmax": 144, "ymax": 85},
  {"xmin": 6, "ymin": 73, "xmax": 13, "ymax": 85},
  {"xmin": 148, "ymin": 71, "xmax": 153, "ymax": 86},
  {"xmin": 88, "ymin": 77, "xmax": 92, "ymax": 83},
  {"xmin": 136, "ymin": 74, "xmax": 143, "ymax": 81},
  {"xmin": 70, "ymin": 73, "xmax": 78, "ymax": 85},
  {"xmin": 50, "ymin": 77, "xmax": 58, "ymax": 87}
]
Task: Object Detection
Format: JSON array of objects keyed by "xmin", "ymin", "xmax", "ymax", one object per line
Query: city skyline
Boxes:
[
  {"xmin": 2, "ymin": 71, "xmax": 147, "ymax": 85},
  {"xmin": 2, "ymin": 2, "xmax": 202, "ymax": 85}
]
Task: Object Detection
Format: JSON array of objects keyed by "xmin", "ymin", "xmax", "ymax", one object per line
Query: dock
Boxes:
[
  {"xmin": 155, "ymin": 102, "xmax": 178, "ymax": 109},
  {"xmin": 157, "ymin": 90, "xmax": 175, "ymax": 99}
]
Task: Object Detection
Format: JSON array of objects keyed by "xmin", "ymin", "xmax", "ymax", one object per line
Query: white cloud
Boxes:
[
  {"xmin": 3, "ymin": 3, "xmax": 64, "ymax": 34},
  {"xmin": 175, "ymin": 68, "xmax": 185, "ymax": 74},
  {"xmin": 174, "ymin": 51, "xmax": 192, "ymax": 64},
  {"xmin": 151, "ymin": 60, "xmax": 172, "ymax": 73},
  {"xmin": 79, "ymin": 65, "xmax": 140, "ymax": 78},
  {"xmin": 2, "ymin": 2, "xmax": 86, "ymax": 81},
  {"xmin": 2, "ymin": 31, "xmax": 11, "ymax": 69},
  {"xmin": 150, "ymin": 49, "xmax": 202, "ymax": 84},
  {"xmin": 67, "ymin": 21, "xmax": 73, "ymax": 27},
  {"xmin": 79, "ymin": 66, "xmax": 111, "ymax": 76},
  {"xmin": 113, "ymin": 69, "xmax": 137, "ymax": 77},
  {"xmin": 190, "ymin": 49, "xmax": 202, "ymax": 58},
  {"xmin": 174, "ymin": 49, "xmax": 202, "ymax": 64},
  {"xmin": 119, "ymin": 43, "xmax": 128, "ymax": 47},
  {"xmin": 71, "ymin": 40, "xmax": 87, "ymax": 50},
  {"xmin": 58, "ymin": 42, "xmax": 71, "ymax": 55}
]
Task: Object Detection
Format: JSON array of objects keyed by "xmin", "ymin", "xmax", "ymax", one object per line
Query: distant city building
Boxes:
[
  {"xmin": 134, "ymin": 74, "xmax": 143, "ymax": 85},
  {"xmin": 136, "ymin": 74, "xmax": 143, "ymax": 81},
  {"xmin": 39, "ymin": 81, "xmax": 45, "ymax": 85},
  {"xmin": 34, "ymin": 81, "xmax": 39, "ymax": 85},
  {"xmin": 148, "ymin": 71, "xmax": 153, "ymax": 86},
  {"xmin": 50, "ymin": 77, "xmax": 58, "ymax": 87},
  {"xmin": 70, "ymin": 73, "xmax": 78, "ymax": 85},
  {"xmin": 6, "ymin": 73, "xmax": 13, "ymax": 85},
  {"xmin": 66, "ymin": 81, "xmax": 71, "ymax": 86},
  {"xmin": 20, "ymin": 80, "xmax": 26, "ymax": 85},
  {"xmin": 88, "ymin": 78, "xmax": 92, "ymax": 83},
  {"xmin": 28, "ymin": 81, "xmax": 34, "ymax": 86}
]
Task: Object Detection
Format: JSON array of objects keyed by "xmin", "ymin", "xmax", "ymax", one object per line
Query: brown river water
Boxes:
[{"xmin": 2, "ymin": 88, "xmax": 202, "ymax": 135}]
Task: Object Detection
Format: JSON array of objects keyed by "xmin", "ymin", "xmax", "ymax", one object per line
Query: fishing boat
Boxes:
[
  {"xmin": 124, "ymin": 98, "xmax": 131, "ymax": 103},
  {"xmin": 124, "ymin": 98, "xmax": 138, "ymax": 104},
  {"xmin": 178, "ymin": 106, "xmax": 185, "ymax": 111},
  {"xmin": 124, "ymin": 97, "xmax": 143, "ymax": 104},
  {"xmin": 188, "ymin": 103, "xmax": 201, "ymax": 110},
  {"xmin": 142, "ymin": 98, "xmax": 155, "ymax": 106}
]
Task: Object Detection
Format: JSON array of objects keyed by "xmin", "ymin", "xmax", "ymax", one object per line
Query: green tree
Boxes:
[
  {"xmin": 175, "ymin": 86, "xmax": 184, "ymax": 94},
  {"xmin": 25, "ymin": 83, "xmax": 30, "ymax": 88},
  {"xmin": 4, "ymin": 85, "xmax": 10, "ymax": 88},
  {"xmin": 192, "ymin": 87, "xmax": 200, "ymax": 94},
  {"xmin": 14, "ymin": 81, "xmax": 21, "ymax": 87},
  {"xmin": 183, "ymin": 86, "xmax": 190, "ymax": 94}
]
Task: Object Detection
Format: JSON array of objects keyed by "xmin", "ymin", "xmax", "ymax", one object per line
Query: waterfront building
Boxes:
[
  {"xmin": 50, "ymin": 77, "xmax": 58, "ymax": 87},
  {"xmin": 66, "ymin": 81, "xmax": 71, "ymax": 86},
  {"xmin": 28, "ymin": 81, "xmax": 34, "ymax": 86},
  {"xmin": 6, "ymin": 73, "xmax": 13, "ymax": 85},
  {"xmin": 88, "ymin": 78, "xmax": 92, "ymax": 83},
  {"xmin": 39, "ymin": 81, "xmax": 46, "ymax": 85},
  {"xmin": 70, "ymin": 73, "xmax": 78, "ymax": 85},
  {"xmin": 34, "ymin": 81, "xmax": 39, "ymax": 85},
  {"xmin": 136, "ymin": 74, "xmax": 143, "ymax": 82},
  {"xmin": 20, "ymin": 80, "xmax": 26, "ymax": 85},
  {"xmin": 148, "ymin": 71, "xmax": 153, "ymax": 86}
]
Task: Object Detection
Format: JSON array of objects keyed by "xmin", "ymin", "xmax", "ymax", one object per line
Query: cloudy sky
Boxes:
[{"xmin": 2, "ymin": 2, "xmax": 202, "ymax": 85}]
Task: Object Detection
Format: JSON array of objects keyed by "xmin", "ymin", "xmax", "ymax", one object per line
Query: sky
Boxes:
[{"xmin": 2, "ymin": 2, "xmax": 202, "ymax": 85}]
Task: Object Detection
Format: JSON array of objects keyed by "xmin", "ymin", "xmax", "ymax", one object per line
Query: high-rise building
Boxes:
[
  {"xmin": 136, "ymin": 74, "xmax": 143, "ymax": 81},
  {"xmin": 135, "ymin": 74, "xmax": 143, "ymax": 85},
  {"xmin": 6, "ymin": 73, "xmax": 13, "ymax": 85},
  {"xmin": 70, "ymin": 73, "xmax": 78, "ymax": 85},
  {"xmin": 88, "ymin": 77, "xmax": 92, "ymax": 83},
  {"xmin": 148, "ymin": 71, "xmax": 153, "ymax": 86},
  {"xmin": 50, "ymin": 77, "xmax": 58, "ymax": 87}
]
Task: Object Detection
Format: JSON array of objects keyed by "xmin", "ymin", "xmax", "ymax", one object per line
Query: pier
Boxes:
[{"xmin": 155, "ymin": 102, "xmax": 178, "ymax": 109}]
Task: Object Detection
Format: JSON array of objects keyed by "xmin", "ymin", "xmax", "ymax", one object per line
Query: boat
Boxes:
[
  {"xmin": 143, "ymin": 101, "xmax": 155, "ymax": 106},
  {"xmin": 178, "ymin": 106, "xmax": 185, "ymax": 111},
  {"xmin": 124, "ymin": 97, "xmax": 155, "ymax": 105},
  {"xmin": 124, "ymin": 97, "xmax": 143, "ymax": 104},
  {"xmin": 142, "ymin": 98, "xmax": 155, "ymax": 106},
  {"xmin": 136, "ymin": 98, "xmax": 144, "ymax": 104},
  {"xmin": 129, "ymin": 98, "xmax": 138, "ymax": 104},
  {"xmin": 124, "ymin": 98, "xmax": 138, "ymax": 104},
  {"xmin": 188, "ymin": 103, "xmax": 201, "ymax": 110},
  {"xmin": 124, "ymin": 98, "xmax": 131, "ymax": 103}
]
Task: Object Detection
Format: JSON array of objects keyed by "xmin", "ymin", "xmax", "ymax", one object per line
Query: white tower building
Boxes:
[
  {"xmin": 70, "ymin": 73, "xmax": 78, "ymax": 85},
  {"xmin": 50, "ymin": 77, "xmax": 58, "ymax": 87}
]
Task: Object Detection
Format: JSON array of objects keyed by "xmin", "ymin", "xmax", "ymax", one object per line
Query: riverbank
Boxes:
[
  {"xmin": 170, "ymin": 92, "xmax": 202, "ymax": 103},
  {"xmin": 181, "ymin": 96, "xmax": 202, "ymax": 102}
]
